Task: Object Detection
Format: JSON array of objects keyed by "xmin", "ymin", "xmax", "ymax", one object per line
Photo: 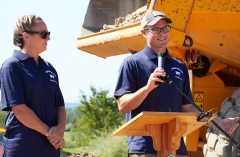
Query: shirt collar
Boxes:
[
  {"xmin": 12, "ymin": 49, "xmax": 30, "ymax": 61},
  {"xmin": 143, "ymin": 45, "xmax": 173, "ymax": 61},
  {"xmin": 12, "ymin": 49, "xmax": 43, "ymax": 62}
]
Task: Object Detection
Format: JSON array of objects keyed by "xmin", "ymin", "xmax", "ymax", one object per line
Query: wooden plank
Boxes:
[{"xmin": 113, "ymin": 112, "xmax": 216, "ymax": 137}]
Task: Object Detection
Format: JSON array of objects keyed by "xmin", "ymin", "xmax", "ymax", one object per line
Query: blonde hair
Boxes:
[{"xmin": 13, "ymin": 14, "xmax": 42, "ymax": 49}]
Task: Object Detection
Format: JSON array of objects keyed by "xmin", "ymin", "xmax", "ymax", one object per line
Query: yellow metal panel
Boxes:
[
  {"xmin": 195, "ymin": 87, "xmax": 236, "ymax": 112},
  {"xmin": 153, "ymin": 0, "xmax": 194, "ymax": 31},
  {"xmin": 209, "ymin": 60, "xmax": 227, "ymax": 73},
  {"xmin": 187, "ymin": 12, "xmax": 240, "ymax": 31},
  {"xmin": 185, "ymin": 129, "xmax": 200, "ymax": 151},
  {"xmin": 187, "ymin": 30, "xmax": 240, "ymax": 69},
  {"xmin": 192, "ymin": 0, "xmax": 240, "ymax": 12},
  {"xmin": 169, "ymin": 29, "xmax": 187, "ymax": 47},
  {"xmin": 193, "ymin": 74, "xmax": 224, "ymax": 88},
  {"xmin": 199, "ymin": 126, "xmax": 208, "ymax": 143}
]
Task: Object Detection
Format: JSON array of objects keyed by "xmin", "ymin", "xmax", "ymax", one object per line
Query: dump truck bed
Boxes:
[{"xmin": 77, "ymin": 0, "xmax": 240, "ymax": 70}]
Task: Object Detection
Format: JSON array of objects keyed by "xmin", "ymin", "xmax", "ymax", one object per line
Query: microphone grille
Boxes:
[{"xmin": 158, "ymin": 52, "xmax": 165, "ymax": 57}]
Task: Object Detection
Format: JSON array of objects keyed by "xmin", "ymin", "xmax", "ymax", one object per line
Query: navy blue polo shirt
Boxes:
[
  {"xmin": 0, "ymin": 49, "xmax": 64, "ymax": 157},
  {"xmin": 114, "ymin": 45, "xmax": 193, "ymax": 155}
]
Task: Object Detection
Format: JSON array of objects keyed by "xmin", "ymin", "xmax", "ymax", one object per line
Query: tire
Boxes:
[{"xmin": 204, "ymin": 88, "xmax": 240, "ymax": 157}]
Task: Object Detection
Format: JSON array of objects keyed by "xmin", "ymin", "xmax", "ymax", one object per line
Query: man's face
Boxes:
[{"xmin": 142, "ymin": 19, "xmax": 170, "ymax": 51}]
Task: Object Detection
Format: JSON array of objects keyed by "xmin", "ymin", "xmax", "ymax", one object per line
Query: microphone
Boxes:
[
  {"xmin": 156, "ymin": 52, "xmax": 166, "ymax": 84},
  {"xmin": 158, "ymin": 52, "xmax": 165, "ymax": 69}
]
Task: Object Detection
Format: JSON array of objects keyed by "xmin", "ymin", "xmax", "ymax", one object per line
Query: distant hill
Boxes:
[{"xmin": 65, "ymin": 102, "xmax": 81, "ymax": 108}]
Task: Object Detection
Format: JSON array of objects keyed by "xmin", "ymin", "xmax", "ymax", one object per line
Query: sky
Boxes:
[{"xmin": 0, "ymin": 0, "xmax": 131, "ymax": 103}]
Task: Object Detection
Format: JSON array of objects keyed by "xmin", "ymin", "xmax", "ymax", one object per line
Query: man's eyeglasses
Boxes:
[
  {"xmin": 25, "ymin": 30, "xmax": 51, "ymax": 39},
  {"xmin": 144, "ymin": 26, "xmax": 171, "ymax": 34}
]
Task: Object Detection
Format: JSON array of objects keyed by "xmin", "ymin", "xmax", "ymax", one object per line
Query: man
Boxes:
[{"xmin": 114, "ymin": 10, "xmax": 239, "ymax": 157}]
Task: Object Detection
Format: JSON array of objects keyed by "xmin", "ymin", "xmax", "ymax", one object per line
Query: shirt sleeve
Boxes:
[
  {"xmin": 1, "ymin": 67, "xmax": 25, "ymax": 111},
  {"xmin": 114, "ymin": 57, "xmax": 137, "ymax": 98}
]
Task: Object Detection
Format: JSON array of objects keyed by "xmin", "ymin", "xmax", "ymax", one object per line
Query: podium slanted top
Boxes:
[{"xmin": 113, "ymin": 111, "xmax": 216, "ymax": 137}]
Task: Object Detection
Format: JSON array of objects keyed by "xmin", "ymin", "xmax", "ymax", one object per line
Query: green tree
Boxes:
[
  {"xmin": 0, "ymin": 111, "xmax": 6, "ymax": 128},
  {"xmin": 0, "ymin": 101, "xmax": 6, "ymax": 142},
  {"xmin": 72, "ymin": 86, "xmax": 125, "ymax": 147},
  {"xmin": 66, "ymin": 108, "xmax": 80, "ymax": 131},
  {"xmin": 0, "ymin": 101, "xmax": 7, "ymax": 128}
]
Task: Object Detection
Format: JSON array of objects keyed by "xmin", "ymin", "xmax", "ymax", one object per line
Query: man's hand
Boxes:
[
  {"xmin": 218, "ymin": 117, "xmax": 240, "ymax": 134},
  {"xmin": 147, "ymin": 68, "xmax": 166, "ymax": 89}
]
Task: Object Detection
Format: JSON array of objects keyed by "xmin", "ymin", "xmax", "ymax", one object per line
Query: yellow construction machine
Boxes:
[{"xmin": 76, "ymin": 0, "xmax": 240, "ymax": 156}]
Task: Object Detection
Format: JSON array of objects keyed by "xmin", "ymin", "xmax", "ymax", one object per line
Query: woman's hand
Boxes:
[{"xmin": 47, "ymin": 126, "xmax": 65, "ymax": 149}]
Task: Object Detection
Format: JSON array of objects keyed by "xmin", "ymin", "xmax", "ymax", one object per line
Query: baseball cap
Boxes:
[{"xmin": 141, "ymin": 10, "xmax": 172, "ymax": 29}]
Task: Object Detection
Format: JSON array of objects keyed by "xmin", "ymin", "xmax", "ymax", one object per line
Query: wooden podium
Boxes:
[{"xmin": 113, "ymin": 112, "xmax": 216, "ymax": 157}]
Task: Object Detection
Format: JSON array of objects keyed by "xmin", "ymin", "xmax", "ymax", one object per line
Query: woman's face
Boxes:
[{"xmin": 27, "ymin": 20, "xmax": 50, "ymax": 53}]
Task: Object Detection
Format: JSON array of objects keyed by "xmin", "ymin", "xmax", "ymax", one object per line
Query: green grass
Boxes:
[
  {"xmin": 62, "ymin": 147, "xmax": 82, "ymax": 153},
  {"xmin": 63, "ymin": 129, "xmax": 128, "ymax": 156},
  {"xmin": 63, "ymin": 131, "xmax": 82, "ymax": 153},
  {"xmin": 64, "ymin": 131, "xmax": 72, "ymax": 143},
  {"xmin": 64, "ymin": 131, "xmax": 79, "ymax": 148},
  {"xmin": 84, "ymin": 130, "xmax": 128, "ymax": 157}
]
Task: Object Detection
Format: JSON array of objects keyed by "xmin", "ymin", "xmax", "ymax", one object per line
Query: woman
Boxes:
[{"xmin": 0, "ymin": 14, "xmax": 66, "ymax": 157}]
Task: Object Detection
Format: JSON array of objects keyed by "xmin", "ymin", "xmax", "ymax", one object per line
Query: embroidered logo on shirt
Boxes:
[
  {"xmin": 45, "ymin": 70, "xmax": 57, "ymax": 83},
  {"xmin": 171, "ymin": 67, "xmax": 183, "ymax": 80},
  {"xmin": 175, "ymin": 71, "xmax": 181, "ymax": 76}
]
